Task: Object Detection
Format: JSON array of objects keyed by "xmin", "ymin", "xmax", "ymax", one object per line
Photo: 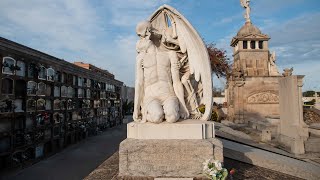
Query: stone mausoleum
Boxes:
[
  {"xmin": 227, "ymin": 20, "xmax": 282, "ymax": 123},
  {"xmin": 226, "ymin": 5, "xmax": 312, "ymax": 155}
]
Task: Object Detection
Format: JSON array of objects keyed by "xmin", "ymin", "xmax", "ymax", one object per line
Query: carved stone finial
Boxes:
[
  {"xmin": 282, "ymin": 67, "xmax": 293, "ymax": 77},
  {"xmin": 268, "ymin": 51, "xmax": 281, "ymax": 76},
  {"xmin": 240, "ymin": 0, "xmax": 251, "ymax": 23}
]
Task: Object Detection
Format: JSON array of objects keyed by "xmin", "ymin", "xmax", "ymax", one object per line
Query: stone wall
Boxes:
[
  {"xmin": 233, "ymin": 50, "xmax": 269, "ymax": 76},
  {"xmin": 228, "ymin": 77, "xmax": 280, "ymax": 123}
]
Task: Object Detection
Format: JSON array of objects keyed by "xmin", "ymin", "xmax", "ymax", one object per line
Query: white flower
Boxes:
[
  {"xmin": 214, "ymin": 160, "xmax": 222, "ymax": 171},
  {"xmin": 210, "ymin": 169, "xmax": 217, "ymax": 174},
  {"xmin": 203, "ymin": 158, "xmax": 225, "ymax": 179},
  {"xmin": 209, "ymin": 169, "xmax": 217, "ymax": 176},
  {"xmin": 203, "ymin": 159, "xmax": 211, "ymax": 166},
  {"xmin": 203, "ymin": 164, "xmax": 209, "ymax": 171}
]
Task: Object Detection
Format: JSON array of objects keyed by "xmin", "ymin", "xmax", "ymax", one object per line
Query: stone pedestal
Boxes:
[
  {"xmin": 119, "ymin": 120, "xmax": 223, "ymax": 178},
  {"xmin": 119, "ymin": 138, "xmax": 223, "ymax": 178}
]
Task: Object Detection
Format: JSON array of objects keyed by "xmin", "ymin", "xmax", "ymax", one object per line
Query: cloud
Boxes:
[
  {"xmin": 0, "ymin": 0, "xmax": 318, "ymax": 90},
  {"xmin": 0, "ymin": 0, "xmax": 170, "ymax": 87},
  {"xmin": 265, "ymin": 12, "xmax": 320, "ymax": 69},
  {"xmin": 105, "ymin": 0, "xmax": 170, "ymax": 27},
  {"xmin": 253, "ymin": 0, "xmax": 304, "ymax": 16},
  {"xmin": 214, "ymin": 11, "xmax": 320, "ymax": 90},
  {"xmin": 0, "ymin": 0, "xmax": 103, "ymax": 57},
  {"xmin": 215, "ymin": 14, "xmax": 242, "ymax": 25}
]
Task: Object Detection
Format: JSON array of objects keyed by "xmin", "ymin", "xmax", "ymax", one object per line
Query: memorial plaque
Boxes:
[{"xmin": 119, "ymin": 139, "xmax": 222, "ymax": 177}]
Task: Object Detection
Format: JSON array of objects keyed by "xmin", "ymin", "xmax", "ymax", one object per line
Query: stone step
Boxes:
[
  {"xmin": 309, "ymin": 127, "xmax": 320, "ymax": 137},
  {"xmin": 219, "ymin": 138, "xmax": 320, "ymax": 180},
  {"xmin": 305, "ymin": 137, "xmax": 320, "ymax": 153}
]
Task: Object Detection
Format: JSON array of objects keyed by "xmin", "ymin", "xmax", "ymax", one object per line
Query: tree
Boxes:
[
  {"xmin": 206, "ymin": 42, "xmax": 231, "ymax": 78},
  {"xmin": 303, "ymin": 91, "xmax": 320, "ymax": 97}
]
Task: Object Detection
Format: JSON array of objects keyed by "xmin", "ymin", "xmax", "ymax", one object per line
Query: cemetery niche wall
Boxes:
[{"xmin": 0, "ymin": 37, "xmax": 123, "ymax": 170}]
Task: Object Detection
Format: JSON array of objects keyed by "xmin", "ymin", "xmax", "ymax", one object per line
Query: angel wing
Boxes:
[{"xmin": 149, "ymin": 5, "xmax": 213, "ymax": 121}]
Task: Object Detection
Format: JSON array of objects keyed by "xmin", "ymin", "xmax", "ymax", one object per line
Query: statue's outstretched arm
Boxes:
[
  {"xmin": 169, "ymin": 51, "xmax": 189, "ymax": 119},
  {"xmin": 133, "ymin": 57, "xmax": 144, "ymax": 122}
]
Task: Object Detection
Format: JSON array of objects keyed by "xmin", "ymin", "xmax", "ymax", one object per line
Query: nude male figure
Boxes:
[{"xmin": 133, "ymin": 21, "xmax": 189, "ymax": 123}]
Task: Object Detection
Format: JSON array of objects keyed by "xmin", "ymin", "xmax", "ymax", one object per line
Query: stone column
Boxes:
[
  {"xmin": 255, "ymin": 41, "xmax": 259, "ymax": 49},
  {"xmin": 278, "ymin": 75, "xmax": 308, "ymax": 154},
  {"xmin": 263, "ymin": 41, "xmax": 268, "ymax": 50},
  {"xmin": 247, "ymin": 41, "xmax": 251, "ymax": 49},
  {"xmin": 238, "ymin": 41, "xmax": 243, "ymax": 50}
]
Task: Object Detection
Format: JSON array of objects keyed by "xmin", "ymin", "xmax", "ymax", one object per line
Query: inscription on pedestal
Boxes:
[{"xmin": 119, "ymin": 139, "xmax": 222, "ymax": 177}]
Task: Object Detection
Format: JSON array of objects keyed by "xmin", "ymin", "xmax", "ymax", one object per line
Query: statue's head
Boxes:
[{"xmin": 136, "ymin": 21, "xmax": 152, "ymax": 38}]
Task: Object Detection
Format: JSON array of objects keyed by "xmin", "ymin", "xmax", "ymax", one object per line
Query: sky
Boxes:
[{"xmin": 0, "ymin": 0, "xmax": 319, "ymax": 91}]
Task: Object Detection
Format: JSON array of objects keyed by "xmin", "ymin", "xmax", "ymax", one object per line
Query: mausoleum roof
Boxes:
[{"xmin": 237, "ymin": 22, "xmax": 262, "ymax": 37}]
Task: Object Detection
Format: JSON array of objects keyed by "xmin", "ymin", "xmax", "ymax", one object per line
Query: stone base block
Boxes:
[
  {"xmin": 119, "ymin": 138, "xmax": 223, "ymax": 178},
  {"xmin": 279, "ymin": 135, "xmax": 305, "ymax": 154},
  {"xmin": 305, "ymin": 138, "xmax": 320, "ymax": 153},
  {"xmin": 261, "ymin": 129, "xmax": 272, "ymax": 142},
  {"xmin": 127, "ymin": 120, "xmax": 215, "ymax": 139}
]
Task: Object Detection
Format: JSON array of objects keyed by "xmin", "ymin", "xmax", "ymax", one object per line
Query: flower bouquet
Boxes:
[{"xmin": 203, "ymin": 159, "xmax": 228, "ymax": 180}]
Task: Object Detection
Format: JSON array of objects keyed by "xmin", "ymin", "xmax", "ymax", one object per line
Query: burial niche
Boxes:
[
  {"xmin": 45, "ymin": 99, "xmax": 52, "ymax": 110},
  {"xmin": 61, "ymin": 86, "xmax": 68, "ymax": 97},
  {"xmin": 16, "ymin": 61, "xmax": 26, "ymax": 77},
  {"xmin": 1, "ymin": 78, "xmax": 13, "ymax": 94},
  {"xmin": 0, "ymin": 99, "xmax": 13, "ymax": 113},
  {"xmin": 78, "ymin": 89, "xmax": 84, "ymax": 98},
  {"xmin": 47, "ymin": 68, "xmax": 55, "ymax": 81},
  {"xmin": 26, "ymin": 99, "xmax": 36, "ymax": 112},
  {"xmin": 53, "ymin": 99, "xmax": 61, "ymax": 110},
  {"xmin": 27, "ymin": 81, "xmax": 37, "ymax": 96},
  {"xmin": 68, "ymin": 87, "xmax": 74, "ymax": 98},
  {"xmin": 2, "ymin": 57, "xmax": 15, "ymax": 75},
  {"xmin": 86, "ymin": 89, "xmax": 91, "ymax": 98},
  {"xmin": 37, "ymin": 99, "xmax": 46, "ymax": 111},
  {"xmin": 15, "ymin": 80, "xmax": 26, "ymax": 97},
  {"xmin": 60, "ymin": 100, "xmax": 66, "ymax": 110},
  {"xmin": 38, "ymin": 65, "xmax": 47, "ymax": 80},
  {"xmin": 54, "ymin": 86, "xmax": 60, "ymax": 97},
  {"xmin": 37, "ymin": 82, "xmax": 46, "ymax": 96},
  {"xmin": 28, "ymin": 63, "xmax": 37, "ymax": 78},
  {"xmin": 14, "ymin": 99, "xmax": 24, "ymax": 112}
]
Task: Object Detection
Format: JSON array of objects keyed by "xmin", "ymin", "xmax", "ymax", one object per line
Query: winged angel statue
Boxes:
[
  {"xmin": 133, "ymin": 5, "xmax": 213, "ymax": 123},
  {"xmin": 240, "ymin": 0, "xmax": 251, "ymax": 23}
]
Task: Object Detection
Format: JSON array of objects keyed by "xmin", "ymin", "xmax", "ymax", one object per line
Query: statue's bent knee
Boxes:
[
  {"xmin": 148, "ymin": 112, "xmax": 164, "ymax": 123},
  {"xmin": 146, "ymin": 101, "xmax": 164, "ymax": 123},
  {"xmin": 165, "ymin": 113, "xmax": 179, "ymax": 123},
  {"xmin": 163, "ymin": 98, "xmax": 180, "ymax": 123}
]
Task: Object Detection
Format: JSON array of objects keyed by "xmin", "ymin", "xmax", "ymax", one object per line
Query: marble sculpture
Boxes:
[
  {"xmin": 240, "ymin": 0, "xmax": 251, "ymax": 23},
  {"xmin": 268, "ymin": 51, "xmax": 281, "ymax": 76},
  {"xmin": 133, "ymin": 5, "xmax": 213, "ymax": 123}
]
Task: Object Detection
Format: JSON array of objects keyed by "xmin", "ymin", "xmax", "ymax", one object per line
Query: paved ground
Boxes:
[
  {"xmin": 85, "ymin": 152, "xmax": 303, "ymax": 180},
  {"xmin": 2, "ymin": 124, "xmax": 127, "ymax": 180}
]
